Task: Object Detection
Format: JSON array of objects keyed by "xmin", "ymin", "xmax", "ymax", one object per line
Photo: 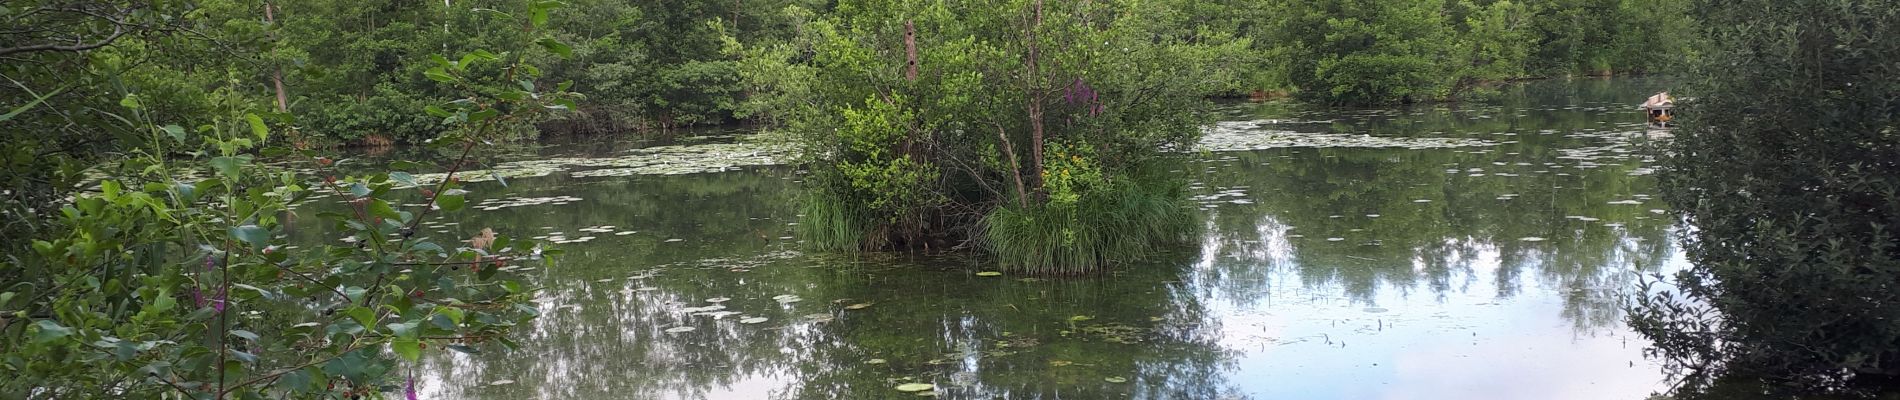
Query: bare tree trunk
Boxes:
[
  {"xmin": 265, "ymin": 3, "xmax": 288, "ymax": 113},
  {"xmin": 995, "ymin": 123, "xmax": 1029, "ymax": 208},
  {"xmin": 1025, "ymin": 0, "xmax": 1046, "ymax": 199},
  {"xmin": 904, "ymin": 20, "xmax": 919, "ymax": 82}
]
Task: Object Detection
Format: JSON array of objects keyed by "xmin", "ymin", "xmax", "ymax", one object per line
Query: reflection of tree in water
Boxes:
[
  {"xmin": 395, "ymin": 168, "xmax": 1240, "ymax": 399},
  {"xmin": 1188, "ymin": 81, "xmax": 1679, "ymax": 333},
  {"xmin": 783, "ymin": 254, "xmax": 1242, "ymax": 399},
  {"xmin": 378, "ymin": 78, "xmax": 1693, "ymax": 398}
]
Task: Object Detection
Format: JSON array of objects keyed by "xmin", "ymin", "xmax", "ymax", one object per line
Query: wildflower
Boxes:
[{"xmin": 405, "ymin": 377, "xmax": 419, "ymax": 400}]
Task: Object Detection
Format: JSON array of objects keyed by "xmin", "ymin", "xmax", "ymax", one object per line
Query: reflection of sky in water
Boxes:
[
  {"xmin": 1197, "ymin": 215, "xmax": 1680, "ymax": 399},
  {"xmin": 384, "ymin": 77, "xmax": 1687, "ymax": 399}
]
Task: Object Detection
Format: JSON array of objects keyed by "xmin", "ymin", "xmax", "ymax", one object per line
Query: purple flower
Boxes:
[
  {"xmin": 205, "ymin": 256, "xmax": 216, "ymax": 271},
  {"xmin": 406, "ymin": 377, "xmax": 419, "ymax": 400},
  {"xmin": 210, "ymin": 286, "xmax": 226, "ymax": 312}
]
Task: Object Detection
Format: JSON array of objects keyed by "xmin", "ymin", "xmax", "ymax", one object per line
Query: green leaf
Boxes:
[
  {"xmin": 424, "ymin": 67, "xmax": 456, "ymax": 83},
  {"xmin": 388, "ymin": 321, "xmax": 421, "ymax": 338},
  {"xmin": 245, "ymin": 114, "xmax": 269, "ymax": 141},
  {"xmin": 438, "ymin": 307, "xmax": 466, "ymax": 324},
  {"xmin": 368, "ymin": 199, "xmax": 401, "ymax": 221},
  {"xmin": 391, "ymin": 339, "xmax": 421, "ymax": 362},
  {"xmin": 345, "ymin": 306, "xmax": 375, "ymax": 328},
  {"xmin": 229, "ymin": 349, "xmax": 259, "ymax": 364},
  {"xmin": 424, "ymin": 105, "xmax": 453, "ymax": 118},
  {"xmin": 209, "ymin": 156, "xmax": 243, "ymax": 179},
  {"xmin": 0, "ymin": 84, "xmax": 70, "ymax": 122},
  {"xmin": 437, "ymin": 191, "xmax": 466, "ymax": 212},
  {"xmin": 389, "ymin": 172, "xmax": 417, "ymax": 187},
  {"xmin": 32, "ymin": 320, "xmax": 73, "ymax": 343},
  {"xmin": 468, "ymin": 109, "xmax": 499, "ymax": 122},
  {"xmin": 162, "ymin": 124, "xmax": 187, "ymax": 142},
  {"xmin": 230, "ymin": 330, "xmax": 260, "ymax": 342},
  {"xmin": 230, "ymin": 225, "xmax": 270, "ymax": 248},
  {"xmin": 460, "ymin": 49, "xmax": 499, "ymax": 67},
  {"xmin": 119, "ymin": 93, "xmax": 142, "ymax": 110},
  {"xmin": 537, "ymin": 37, "xmax": 572, "ymax": 58}
]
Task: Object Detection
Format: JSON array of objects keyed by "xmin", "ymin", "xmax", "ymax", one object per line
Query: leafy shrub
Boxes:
[{"xmin": 1632, "ymin": 0, "xmax": 1900, "ymax": 397}]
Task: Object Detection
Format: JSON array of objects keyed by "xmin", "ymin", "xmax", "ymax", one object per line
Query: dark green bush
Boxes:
[{"xmin": 1633, "ymin": 0, "xmax": 1900, "ymax": 397}]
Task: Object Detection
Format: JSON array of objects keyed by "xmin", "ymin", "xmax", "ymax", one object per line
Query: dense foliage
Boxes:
[
  {"xmin": 1, "ymin": 2, "xmax": 574, "ymax": 398},
  {"xmin": 1255, "ymin": 0, "xmax": 1696, "ymax": 105},
  {"xmin": 1633, "ymin": 0, "xmax": 1900, "ymax": 397},
  {"xmin": 740, "ymin": 0, "xmax": 1242, "ymax": 273}
]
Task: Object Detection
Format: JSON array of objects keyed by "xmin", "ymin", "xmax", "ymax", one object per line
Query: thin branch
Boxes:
[{"xmin": 0, "ymin": 20, "xmax": 129, "ymax": 57}]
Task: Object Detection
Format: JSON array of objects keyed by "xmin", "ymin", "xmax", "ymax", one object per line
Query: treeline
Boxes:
[
  {"xmin": 1238, "ymin": 0, "xmax": 1697, "ymax": 105},
  {"xmin": 3, "ymin": 0, "xmax": 1694, "ymax": 148}
]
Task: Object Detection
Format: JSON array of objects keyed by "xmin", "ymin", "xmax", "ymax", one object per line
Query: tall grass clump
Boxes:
[
  {"xmin": 983, "ymin": 175, "xmax": 1197, "ymax": 275},
  {"xmin": 797, "ymin": 189, "xmax": 878, "ymax": 252}
]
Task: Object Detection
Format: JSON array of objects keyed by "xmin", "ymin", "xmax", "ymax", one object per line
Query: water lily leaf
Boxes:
[
  {"xmin": 866, "ymin": 358, "xmax": 887, "ymax": 364},
  {"xmin": 895, "ymin": 383, "xmax": 934, "ymax": 392},
  {"xmin": 664, "ymin": 326, "xmax": 696, "ymax": 333},
  {"xmin": 1104, "ymin": 377, "xmax": 1128, "ymax": 383},
  {"xmin": 975, "ymin": 271, "xmax": 1002, "ymax": 277},
  {"xmin": 739, "ymin": 317, "xmax": 769, "ymax": 324},
  {"xmin": 845, "ymin": 303, "xmax": 873, "ymax": 310}
]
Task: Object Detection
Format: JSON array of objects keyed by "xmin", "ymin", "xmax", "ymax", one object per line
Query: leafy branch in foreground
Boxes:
[{"xmin": 0, "ymin": 2, "xmax": 578, "ymax": 399}]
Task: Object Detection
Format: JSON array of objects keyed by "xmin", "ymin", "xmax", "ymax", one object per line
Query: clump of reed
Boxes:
[{"xmin": 981, "ymin": 177, "xmax": 1196, "ymax": 275}]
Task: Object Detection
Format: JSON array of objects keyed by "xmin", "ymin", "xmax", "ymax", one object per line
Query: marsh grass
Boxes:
[
  {"xmin": 797, "ymin": 189, "xmax": 879, "ymax": 252},
  {"xmin": 982, "ymin": 177, "xmax": 1197, "ymax": 275}
]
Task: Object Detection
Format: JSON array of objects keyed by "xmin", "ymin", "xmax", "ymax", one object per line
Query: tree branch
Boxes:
[{"xmin": 0, "ymin": 20, "xmax": 128, "ymax": 57}]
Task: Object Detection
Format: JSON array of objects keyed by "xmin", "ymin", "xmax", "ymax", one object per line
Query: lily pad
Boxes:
[
  {"xmin": 1520, "ymin": 237, "xmax": 1548, "ymax": 242},
  {"xmin": 895, "ymin": 383, "xmax": 935, "ymax": 392},
  {"xmin": 866, "ymin": 358, "xmax": 887, "ymax": 364},
  {"xmin": 664, "ymin": 326, "xmax": 696, "ymax": 333},
  {"xmin": 739, "ymin": 317, "xmax": 770, "ymax": 324},
  {"xmin": 490, "ymin": 380, "xmax": 516, "ymax": 386},
  {"xmin": 707, "ymin": 297, "xmax": 731, "ymax": 303},
  {"xmin": 845, "ymin": 303, "xmax": 874, "ymax": 310},
  {"xmin": 1104, "ymin": 377, "xmax": 1128, "ymax": 383},
  {"xmin": 975, "ymin": 271, "xmax": 1003, "ymax": 277}
]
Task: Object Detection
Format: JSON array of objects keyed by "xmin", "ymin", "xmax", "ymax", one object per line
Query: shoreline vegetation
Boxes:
[{"xmin": 24, "ymin": 0, "xmax": 1900, "ymax": 399}]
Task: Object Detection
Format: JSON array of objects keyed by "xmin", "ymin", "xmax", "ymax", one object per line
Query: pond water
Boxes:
[{"xmin": 382, "ymin": 78, "xmax": 1682, "ymax": 399}]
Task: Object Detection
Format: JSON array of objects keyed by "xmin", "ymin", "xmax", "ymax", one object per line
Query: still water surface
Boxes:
[{"xmin": 392, "ymin": 78, "xmax": 1680, "ymax": 399}]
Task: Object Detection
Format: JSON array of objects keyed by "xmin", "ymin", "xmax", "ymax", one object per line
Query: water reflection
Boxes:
[{"xmin": 341, "ymin": 78, "xmax": 1690, "ymax": 399}]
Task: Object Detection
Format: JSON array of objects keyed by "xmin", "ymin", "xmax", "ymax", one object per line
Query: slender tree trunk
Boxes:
[
  {"xmin": 996, "ymin": 123, "xmax": 1030, "ymax": 208},
  {"xmin": 265, "ymin": 3, "xmax": 288, "ymax": 113},
  {"xmin": 1025, "ymin": 0, "xmax": 1046, "ymax": 199},
  {"xmin": 904, "ymin": 20, "xmax": 919, "ymax": 82}
]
